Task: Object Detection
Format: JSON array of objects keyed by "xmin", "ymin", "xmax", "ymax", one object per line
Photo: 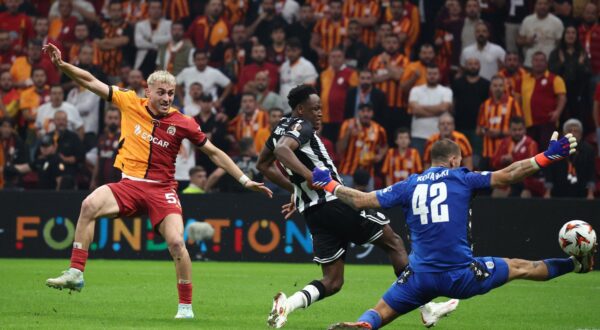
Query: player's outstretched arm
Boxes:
[
  {"xmin": 312, "ymin": 167, "xmax": 381, "ymax": 210},
  {"xmin": 199, "ymin": 140, "xmax": 273, "ymax": 197},
  {"xmin": 256, "ymin": 145, "xmax": 294, "ymax": 193},
  {"xmin": 43, "ymin": 43, "xmax": 110, "ymax": 100},
  {"xmin": 491, "ymin": 131, "xmax": 577, "ymax": 188}
]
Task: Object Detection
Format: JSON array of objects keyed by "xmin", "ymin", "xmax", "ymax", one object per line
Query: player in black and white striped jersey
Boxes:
[{"xmin": 258, "ymin": 85, "xmax": 456, "ymax": 329}]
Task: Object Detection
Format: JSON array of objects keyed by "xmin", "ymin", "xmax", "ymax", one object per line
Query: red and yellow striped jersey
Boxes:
[
  {"xmin": 338, "ymin": 118, "xmax": 387, "ymax": 176},
  {"xmin": 423, "ymin": 131, "xmax": 472, "ymax": 165},
  {"xmin": 498, "ymin": 67, "xmax": 526, "ymax": 97},
  {"xmin": 108, "ymin": 86, "xmax": 207, "ymax": 183},
  {"xmin": 224, "ymin": 0, "xmax": 248, "ymax": 25},
  {"xmin": 342, "ymin": 0, "xmax": 380, "ymax": 48},
  {"xmin": 477, "ymin": 96, "xmax": 523, "ymax": 158},
  {"xmin": 368, "ymin": 53, "xmax": 409, "ymax": 108},
  {"xmin": 163, "ymin": 0, "xmax": 190, "ymax": 22},
  {"xmin": 313, "ymin": 17, "xmax": 350, "ymax": 54},
  {"xmin": 383, "ymin": 2, "xmax": 419, "ymax": 56},
  {"xmin": 308, "ymin": 0, "xmax": 331, "ymax": 19},
  {"xmin": 381, "ymin": 147, "xmax": 422, "ymax": 185},
  {"xmin": 227, "ymin": 109, "xmax": 269, "ymax": 142}
]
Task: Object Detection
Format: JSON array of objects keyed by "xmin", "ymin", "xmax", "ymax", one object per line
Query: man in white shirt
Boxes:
[
  {"xmin": 408, "ymin": 65, "xmax": 453, "ymax": 155},
  {"xmin": 36, "ymin": 85, "xmax": 84, "ymax": 138},
  {"xmin": 461, "ymin": 22, "xmax": 506, "ymax": 81},
  {"xmin": 279, "ymin": 38, "xmax": 318, "ymax": 112},
  {"xmin": 176, "ymin": 50, "xmax": 233, "ymax": 110},
  {"xmin": 66, "ymin": 85, "xmax": 100, "ymax": 139},
  {"xmin": 134, "ymin": 0, "xmax": 172, "ymax": 76},
  {"xmin": 517, "ymin": 0, "xmax": 564, "ymax": 67}
]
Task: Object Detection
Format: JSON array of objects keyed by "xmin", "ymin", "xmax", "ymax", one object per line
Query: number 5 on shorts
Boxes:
[{"xmin": 165, "ymin": 192, "xmax": 181, "ymax": 207}]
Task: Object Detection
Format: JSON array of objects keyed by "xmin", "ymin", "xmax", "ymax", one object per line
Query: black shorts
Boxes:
[{"xmin": 303, "ymin": 199, "xmax": 390, "ymax": 264}]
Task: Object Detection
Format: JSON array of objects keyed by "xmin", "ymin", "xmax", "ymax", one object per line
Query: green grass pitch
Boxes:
[{"xmin": 1, "ymin": 259, "xmax": 599, "ymax": 329}]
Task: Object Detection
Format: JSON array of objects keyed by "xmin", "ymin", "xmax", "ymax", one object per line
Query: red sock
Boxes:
[
  {"xmin": 70, "ymin": 248, "xmax": 88, "ymax": 272},
  {"xmin": 177, "ymin": 283, "xmax": 192, "ymax": 304}
]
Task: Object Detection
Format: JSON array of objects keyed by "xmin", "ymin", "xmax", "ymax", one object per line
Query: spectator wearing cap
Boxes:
[
  {"xmin": 156, "ymin": 21, "xmax": 194, "ymax": 77},
  {"xmin": 337, "ymin": 103, "xmax": 387, "ymax": 191},
  {"xmin": 460, "ymin": 22, "xmax": 506, "ymax": 81},
  {"xmin": 515, "ymin": 51, "xmax": 566, "ymax": 150},
  {"xmin": 32, "ymin": 134, "xmax": 67, "ymax": 190},
  {"xmin": 134, "ymin": 0, "xmax": 172, "ymax": 77},
  {"xmin": 187, "ymin": 0, "xmax": 230, "ymax": 51},
  {"xmin": 0, "ymin": 117, "xmax": 31, "ymax": 189},
  {"xmin": 544, "ymin": 119, "xmax": 596, "ymax": 199},
  {"xmin": 319, "ymin": 48, "xmax": 358, "ymax": 142},
  {"xmin": 279, "ymin": 38, "xmax": 318, "ymax": 113},
  {"xmin": 193, "ymin": 92, "xmax": 229, "ymax": 173},
  {"xmin": 517, "ymin": 0, "xmax": 564, "ymax": 67}
]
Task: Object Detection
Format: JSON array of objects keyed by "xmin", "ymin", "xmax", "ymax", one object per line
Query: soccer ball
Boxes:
[{"xmin": 558, "ymin": 220, "xmax": 597, "ymax": 257}]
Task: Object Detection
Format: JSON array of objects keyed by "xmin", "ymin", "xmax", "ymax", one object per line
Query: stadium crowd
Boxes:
[{"xmin": 0, "ymin": 0, "xmax": 598, "ymax": 199}]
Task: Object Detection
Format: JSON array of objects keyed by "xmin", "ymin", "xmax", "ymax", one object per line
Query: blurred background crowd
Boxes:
[{"xmin": 0, "ymin": 0, "xmax": 599, "ymax": 199}]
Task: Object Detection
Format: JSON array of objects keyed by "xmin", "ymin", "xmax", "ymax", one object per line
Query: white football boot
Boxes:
[
  {"xmin": 174, "ymin": 303, "xmax": 194, "ymax": 319},
  {"xmin": 420, "ymin": 299, "xmax": 460, "ymax": 328},
  {"xmin": 267, "ymin": 292, "xmax": 289, "ymax": 328},
  {"xmin": 46, "ymin": 268, "xmax": 84, "ymax": 292},
  {"xmin": 572, "ymin": 254, "xmax": 595, "ymax": 273}
]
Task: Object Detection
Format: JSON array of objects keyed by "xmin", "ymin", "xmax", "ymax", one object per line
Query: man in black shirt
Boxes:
[
  {"xmin": 286, "ymin": 3, "xmax": 318, "ymax": 65},
  {"xmin": 193, "ymin": 93, "xmax": 228, "ymax": 174},
  {"xmin": 451, "ymin": 58, "xmax": 490, "ymax": 163},
  {"xmin": 0, "ymin": 117, "xmax": 30, "ymax": 189},
  {"xmin": 32, "ymin": 134, "xmax": 65, "ymax": 190},
  {"xmin": 246, "ymin": 0, "xmax": 288, "ymax": 48},
  {"xmin": 47, "ymin": 110, "xmax": 85, "ymax": 184},
  {"xmin": 90, "ymin": 106, "xmax": 121, "ymax": 190},
  {"xmin": 342, "ymin": 19, "xmax": 372, "ymax": 70}
]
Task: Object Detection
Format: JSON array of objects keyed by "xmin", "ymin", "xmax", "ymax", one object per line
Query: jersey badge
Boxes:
[{"xmin": 167, "ymin": 125, "xmax": 176, "ymax": 135}]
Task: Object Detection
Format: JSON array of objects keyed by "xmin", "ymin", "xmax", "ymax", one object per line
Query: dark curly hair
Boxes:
[{"xmin": 287, "ymin": 84, "xmax": 317, "ymax": 110}]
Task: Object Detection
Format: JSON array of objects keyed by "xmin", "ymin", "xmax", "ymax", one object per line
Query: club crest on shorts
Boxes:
[{"xmin": 167, "ymin": 125, "xmax": 176, "ymax": 135}]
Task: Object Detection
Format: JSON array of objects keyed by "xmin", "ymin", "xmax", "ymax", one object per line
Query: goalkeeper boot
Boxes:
[
  {"xmin": 328, "ymin": 322, "xmax": 372, "ymax": 329},
  {"xmin": 267, "ymin": 292, "xmax": 288, "ymax": 328},
  {"xmin": 174, "ymin": 304, "xmax": 194, "ymax": 319},
  {"xmin": 572, "ymin": 254, "xmax": 595, "ymax": 273},
  {"xmin": 420, "ymin": 299, "xmax": 460, "ymax": 328},
  {"xmin": 46, "ymin": 268, "xmax": 84, "ymax": 292}
]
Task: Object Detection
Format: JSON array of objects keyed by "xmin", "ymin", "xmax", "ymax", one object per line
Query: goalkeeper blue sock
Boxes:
[
  {"xmin": 358, "ymin": 309, "xmax": 382, "ymax": 330},
  {"xmin": 543, "ymin": 258, "xmax": 574, "ymax": 279}
]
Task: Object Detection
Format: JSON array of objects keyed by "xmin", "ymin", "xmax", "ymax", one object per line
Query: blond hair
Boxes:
[{"xmin": 147, "ymin": 70, "xmax": 176, "ymax": 87}]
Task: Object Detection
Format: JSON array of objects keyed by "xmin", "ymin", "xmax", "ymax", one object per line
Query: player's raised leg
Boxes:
[
  {"xmin": 46, "ymin": 185, "xmax": 120, "ymax": 292},
  {"xmin": 505, "ymin": 251, "xmax": 596, "ymax": 282},
  {"xmin": 268, "ymin": 258, "xmax": 344, "ymax": 328},
  {"xmin": 159, "ymin": 214, "xmax": 194, "ymax": 319}
]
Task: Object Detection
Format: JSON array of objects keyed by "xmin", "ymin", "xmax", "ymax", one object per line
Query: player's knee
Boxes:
[
  {"xmin": 507, "ymin": 258, "xmax": 531, "ymax": 279},
  {"xmin": 167, "ymin": 239, "xmax": 186, "ymax": 255},
  {"xmin": 81, "ymin": 195, "xmax": 101, "ymax": 219},
  {"xmin": 324, "ymin": 277, "xmax": 344, "ymax": 296}
]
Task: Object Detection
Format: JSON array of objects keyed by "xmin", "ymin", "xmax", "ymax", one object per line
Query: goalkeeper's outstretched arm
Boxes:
[
  {"xmin": 43, "ymin": 43, "xmax": 110, "ymax": 100},
  {"xmin": 491, "ymin": 131, "xmax": 577, "ymax": 188}
]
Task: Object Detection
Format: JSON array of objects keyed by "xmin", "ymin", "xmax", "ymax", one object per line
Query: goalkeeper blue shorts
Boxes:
[{"xmin": 382, "ymin": 257, "xmax": 509, "ymax": 314}]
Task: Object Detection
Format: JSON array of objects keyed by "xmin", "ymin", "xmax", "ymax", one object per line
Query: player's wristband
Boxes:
[
  {"xmin": 238, "ymin": 174, "xmax": 250, "ymax": 186},
  {"xmin": 323, "ymin": 180, "xmax": 340, "ymax": 194},
  {"xmin": 531, "ymin": 153, "xmax": 553, "ymax": 169}
]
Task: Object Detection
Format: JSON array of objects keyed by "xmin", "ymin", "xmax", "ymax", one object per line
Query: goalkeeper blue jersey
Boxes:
[{"xmin": 376, "ymin": 167, "xmax": 492, "ymax": 272}]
